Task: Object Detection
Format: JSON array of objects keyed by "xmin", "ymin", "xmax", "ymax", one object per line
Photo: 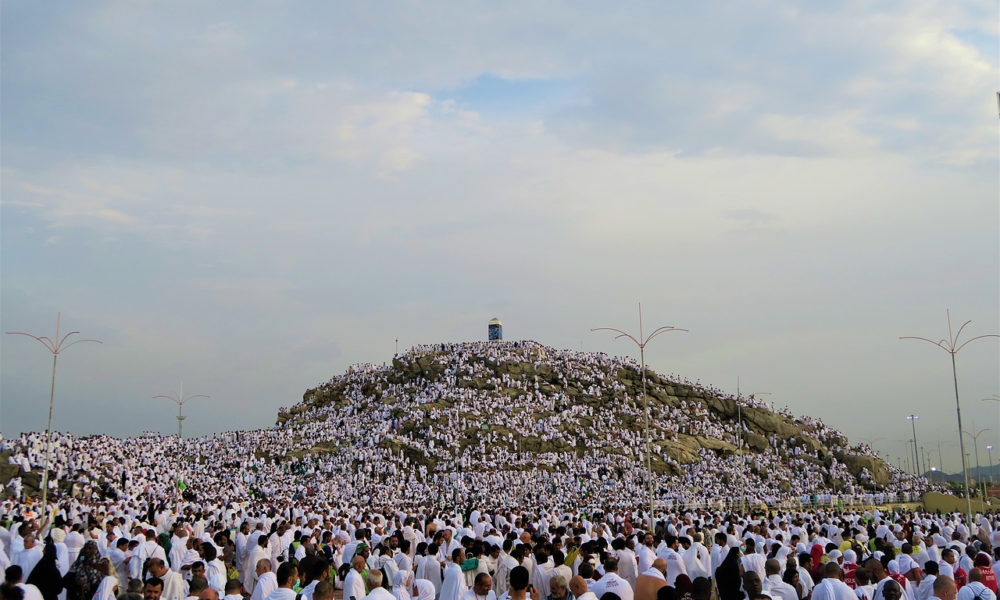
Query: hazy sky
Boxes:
[{"xmin": 2, "ymin": 1, "xmax": 998, "ymax": 473}]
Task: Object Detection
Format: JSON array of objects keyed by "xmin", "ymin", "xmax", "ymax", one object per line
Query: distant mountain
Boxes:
[{"xmin": 923, "ymin": 464, "xmax": 1000, "ymax": 483}]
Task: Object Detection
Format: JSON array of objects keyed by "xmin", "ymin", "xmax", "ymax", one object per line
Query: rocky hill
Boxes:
[
  {"xmin": 2, "ymin": 340, "xmax": 921, "ymax": 509},
  {"xmin": 277, "ymin": 340, "xmax": 903, "ymax": 504}
]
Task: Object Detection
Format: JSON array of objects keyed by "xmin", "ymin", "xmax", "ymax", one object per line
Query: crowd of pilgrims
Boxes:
[
  {"xmin": 0, "ymin": 340, "xmax": 963, "ymax": 600},
  {"xmin": 3, "ymin": 342, "xmax": 935, "ymax": 512},
  {"xmin": 0, "ymin": 498, "xmax": 998, "ymax": 600}
]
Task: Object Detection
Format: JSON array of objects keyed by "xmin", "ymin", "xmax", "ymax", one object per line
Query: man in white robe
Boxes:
[
  {"xmin": 251, "ymin": 562, "xmax": 278, "ymax": 600},
  {"xmin": 108, "ymin": 538, "xmax": 131, "ymax": 585},
  {"xmin": 13, "ymin": 535, "xmax": 42, "ymax": 579},
  {"xmin": 244, "ymin": 537, "xmax": 271, "ymax": 595},
  {"xmin": 440, "ymin": 549, "xmax": 469, "ymax": 600},
  {"xmin": 362, "ymin": 570, "xmax": 395, "ymax": 600},
  {"xmin": 416, "ymin": 546, "xmax": 444, "ymax": 595},
  {"xmin": 149, "ymin": 558, "xmax": 187, "ymax": 600},
  {"xmin": 615, "ymin": 541, "xmax": 638, "ymax": 590},
  {"xmin": 344, "ymin": 557, "xmax": 368, "ymax": 600},
  {"xmin": 813, "ymin": 564, "xmax": 859, "ymax": 600}
]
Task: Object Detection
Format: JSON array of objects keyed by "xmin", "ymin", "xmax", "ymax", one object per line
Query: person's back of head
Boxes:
[
  {"xmin": 225, "ymin": 580, "xmax": 242, "ymax": 595},
  {"xmin": 824, "ymin": 562, "xmax": 842, "ymax": 580},
  {"xmin": 924, "ymin": 562, "xmax": 939, "ymax": 576},
  {"xmin": 1, "ymin": 581, "xmax": 25, "ymax": 600},
  {"xmin": 933, "ymin": 576, "xmax": 956, "ymax": 597},
  {"xmin": 366, "ymin": 569, "xmax": 383, "ymax": 591},
  {"xmin": 765, "ymin": 559, "xmax": 781, "ymax": 576},
  {"xmin": 692, "ymin": 577, "xmax": 711, "ymax": 600},
  {"xmin": 579, "ymin": 563, "xmax": 594, "ymax": 580},
  {"xmin": 188, "ymin": 577, "xmax": 209, "ymax": 596},
  {"xmin": 656, "ymin": 587, "xmax": 678, "ymax": 600},
  {"xmin": 276, "ymin": 563, "xmax": 297, "ymax": 587},
  {"xmin": 604, "ymin": 556, "xmax": 619, "ymax": 573},
  {"xmin": 511, "ymin": 566, "xmax": 530, "ymax": 591},
  {"xmin": 314, "ymin": 582, "xmax": 335, "ymax": 600},
  {"xmin": 969, "ymin": 568, "xmax": 982, "ymax": 583},
  {"xmin": 5, "ymin": 566, "xmax": 23, "ymax": 585},
  {"xmin": 307, "ymin": 559, "xmax": 329, "ymax": 583}
]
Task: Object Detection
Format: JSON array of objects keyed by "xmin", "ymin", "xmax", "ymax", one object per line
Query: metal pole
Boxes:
[
  {"xmin": 739, "ymin": 400, "xmax": 744, "ymax": 513},
  {"xmin": 641, "ymin": 345, "xmax": 653, "ymax": 532},
  {"xmin": 973, "ymin": 440, "xmax": 981, "ymax": 497},
  {"xmin": 40, "ymin": 352, "xmax": 58, "ymax": 528},
  {"xmin": 592, "ymin": 303, "xmax": 687, "ymax": 532},
  {"xmin": 988, "ymin": 446, "xmax": 995, "ymax": 484},
  {"xmin": 6, "ymin": 314, "xmax": 101, "ymax": 529},
  {"xmin": 900, "ymin": 310, "xmax": 998, "ymax": 532},
  {"xmin": 951, "ymin": 353, "xmax": 974, "ymax": 526},
  {"xmin": 908, "ymin": 416, "xmax": 921, "ymax": 475}
]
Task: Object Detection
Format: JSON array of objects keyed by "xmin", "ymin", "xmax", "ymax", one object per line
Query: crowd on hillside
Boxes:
[
  {"xmin": 3, "ymin": 341, "xmax": 976, "ymax": 600},
  {"xmin": 4, "ymin": 342, "xmax": 936, "ymax": 515}
]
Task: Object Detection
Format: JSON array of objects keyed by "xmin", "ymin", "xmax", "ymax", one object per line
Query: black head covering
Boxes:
[{"xmin": 716, "ymin": 546, "xmax": 745, "ymax": 600}]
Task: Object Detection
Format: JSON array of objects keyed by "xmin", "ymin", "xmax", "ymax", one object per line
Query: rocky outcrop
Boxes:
[
  {"xmin": 284, "ymin": 341, "xmax": 893, "ymax": 492},
  {"xmin": 835, "ymin": 451, "xmax": 890, "ymax": 486}
]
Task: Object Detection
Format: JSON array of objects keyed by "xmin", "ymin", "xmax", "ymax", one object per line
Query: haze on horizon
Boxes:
[{"xmin": 1, "ymin": 1, "xmax": 998, "ymax": 473}]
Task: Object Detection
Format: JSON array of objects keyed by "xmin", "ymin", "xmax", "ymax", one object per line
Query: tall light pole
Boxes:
[
  {"xmin": 6, "ymin": 313, "xmax": 101, "ymax": 528},
  {"xmin": 935, "ymin": 437, "xmax": 952, "ymax": 475},
  {"xmin": 984, "ymin": 397, "xmax": 999, "ymax": 484},
  {"xmin": 901, "ymin": 310, "xmax": 999, "ymax": 529},
  {"xmin": 987, "ymin": 445, "xmax": 995, "ymax": 484},
  {"xmin": 593, "ymin": 303, "xmax": 687, "ymax": 531},
  {"xmin": 897, "ymin": 439, "xmax": 913, "ymax": 473},
  {"xmin": 907, "ymin": 415, "xmax": 922, "ymax": 476},
  {"xmin": 153, "ymin": 384, "xmax": 210, "ymax": 439},
  {"xmin": 963, "ymin": 423, "xmax": 991, "ymax": 498}
]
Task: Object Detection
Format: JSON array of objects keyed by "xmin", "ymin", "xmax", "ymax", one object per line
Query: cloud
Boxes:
[
  {"xmin": 0, "ymin": 0, "xmax": 996, "ymax": 471},
  {"xmin": 725, "ymin": 208, "xmax": 779, "ymax": 226}
]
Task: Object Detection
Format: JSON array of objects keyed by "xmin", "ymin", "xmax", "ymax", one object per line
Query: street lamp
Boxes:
[
  {"xmin": 6, "ymin": 313, "xmax": 101, "ymax": 528},
  {"xmin": 901, "ymin": 310, "xmax": 999, "ymax": 531},
  {"xmin": 896, "ymin": 439, "xmax": 913, "ymax": 473},
  {"xmin": 907, "ymin": 416, "xmax": 922, "ymax": 476},
  {"xmin": 987, "ymin": 446, "xmax": 995, "ymax": 484},
  {"xmin": 935, "ymin": 437, "xmax": 953, "ymax": 476},
  {"xmin": 592, "ymin": 303, "xmax": 687, "ymax": 531},
  {"xmin": 153, "ymin": 384, "xmax": 210, "ymax": 439},
  {"xmin": 963, "ymin": 423, "xmax": 992, "ymax": 498}
]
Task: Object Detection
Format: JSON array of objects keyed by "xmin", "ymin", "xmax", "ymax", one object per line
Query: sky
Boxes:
[{"xmin": 2, "ymin": 0, "xmax": 998, "ymax": 474}]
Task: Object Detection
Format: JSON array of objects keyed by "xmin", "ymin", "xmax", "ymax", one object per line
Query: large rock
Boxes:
[
  {"xmin": 741, "ymin": 407, "xmax": 803, "ymax": 439},
  {"xmin": 835, "ymin": 452, "xmax": 890, "ymax": 486}
]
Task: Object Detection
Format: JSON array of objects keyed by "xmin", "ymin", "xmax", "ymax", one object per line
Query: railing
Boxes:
[{"xmin": 655, "ymin": 492, "xmax": 928, "ymax": 512}]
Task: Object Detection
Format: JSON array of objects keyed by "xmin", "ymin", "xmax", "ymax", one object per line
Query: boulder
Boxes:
[{"xmin": 835, "ymin": 452, "xmax": 890, "ymax": 486}]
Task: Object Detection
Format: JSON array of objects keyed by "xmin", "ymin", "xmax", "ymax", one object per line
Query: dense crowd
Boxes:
[
  {"xmin": 1, "ymin": 341, "xmax": 976, "ymax": 600},
  {"xmin": 4, "ymin": 342, "xmax": 936, "ymax": 513}
]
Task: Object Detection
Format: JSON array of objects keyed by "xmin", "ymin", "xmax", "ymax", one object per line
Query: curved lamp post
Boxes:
[
  {"xmin": 901, "ymin": 310, "xmax": 998, "ymax": 529},
  {"xmin": 6, "ymin": 313, "xmax": 101, "ymax": 528},
  {"xmin": 153, "ymin": 384, "xmax": 210, "ymax": 439},
  {"xmin": 592, "ymin": 303, "xmax": 687, "ymax": 531}
]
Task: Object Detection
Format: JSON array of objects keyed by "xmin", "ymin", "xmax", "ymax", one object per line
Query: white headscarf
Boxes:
[
  {"xmin": 394, "ymin": 570, "xmax": 414, "ymax": 600},
  {"xmin": 95, "ymin": 576, "xmax": 119, "ymax": 600},
  {"xmin": 413, "ymin": 579, "xmax": 436, "ymax": 600}
]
